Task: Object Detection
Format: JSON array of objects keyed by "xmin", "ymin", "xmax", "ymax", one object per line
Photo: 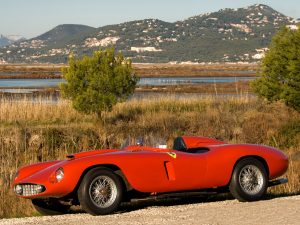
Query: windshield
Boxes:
[{"xmin": 121, "ymin": 136, "xmax": 168, "ymax": 149}]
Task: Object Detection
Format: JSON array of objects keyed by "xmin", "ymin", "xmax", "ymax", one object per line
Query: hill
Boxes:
[
  {"xmin": 0, "ymin": 35, "xmax": 11, "ymax": 47},
  {"xmin": 0, "ymin": 4, "xmax": 296, "ymax": 63},
  {"xmin": 0, "ymin": 34, "xmax": 25, "ymax": 47}
]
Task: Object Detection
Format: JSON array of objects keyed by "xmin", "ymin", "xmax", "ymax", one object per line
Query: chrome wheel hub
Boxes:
[
  {"xmin": 239, "ymin": 165, "xmax": 264, "ymax": 195},
  {"xmin": 89, "ymin": 175, "xmax": 117, "ymax": 208}
]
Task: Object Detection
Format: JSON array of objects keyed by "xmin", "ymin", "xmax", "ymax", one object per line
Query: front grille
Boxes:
[{"xmin": 14, "ymin": 184, "xmax": 45, "ymax": 197}]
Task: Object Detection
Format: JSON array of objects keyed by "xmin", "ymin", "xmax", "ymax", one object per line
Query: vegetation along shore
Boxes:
[{"xmin": 0, "ymin": 63, "xmax": 257, "ymax": 79}]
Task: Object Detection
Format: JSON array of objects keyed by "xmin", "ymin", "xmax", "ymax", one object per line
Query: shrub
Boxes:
[
  {"xmin": 60, "ymin": 47, "xmax": 138, "ymax": 119},
  {"xmin": 251, "ymin": 25, "xmax": 300, "ymax": 112}
]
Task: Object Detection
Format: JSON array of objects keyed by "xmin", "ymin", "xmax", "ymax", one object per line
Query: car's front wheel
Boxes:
[
  {"xmin": 78, "ymin": 167, "xmax": 124, "ymax": 215},
  {"xmin": 32, "ymin": 199, "xmax": 71, "ymax": 215},
  {"xmin": 229, "ymin": 157, "xmax": 268, "ymax": 202}
]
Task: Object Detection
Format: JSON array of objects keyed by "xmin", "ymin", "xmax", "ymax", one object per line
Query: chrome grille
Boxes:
[{"xmin": 14, "ymin": 184, "xmax": 45, "ymax": 197}]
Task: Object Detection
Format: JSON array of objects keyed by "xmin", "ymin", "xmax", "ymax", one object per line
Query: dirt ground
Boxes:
[{"xmin": 1, "ymin": 195, "xmax": 299, "ymax": 225}]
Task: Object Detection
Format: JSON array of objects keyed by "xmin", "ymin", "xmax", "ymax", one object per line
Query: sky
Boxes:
[{"xmin": 1, "ymin": 0, "xmax": 300, "ymax": 39}]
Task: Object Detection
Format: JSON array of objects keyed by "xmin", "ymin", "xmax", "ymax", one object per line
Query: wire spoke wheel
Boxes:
[
  {"xmin": 78, "ymin": 168, "xmax": 124, "ymax": 215},
  {"xmin": 230, "ymin": 158, "xmax": 268, "ymax": 202},
  {"xmin": 89, "ymin": 175, "xmax": 118, "ymax": 208},
  {"xmin": 238, "ymin": 165, "xmax": 264, "ymax": 195}
]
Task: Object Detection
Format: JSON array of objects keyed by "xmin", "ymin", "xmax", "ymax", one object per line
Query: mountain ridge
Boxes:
[
  {"xmin": 0, "ymin": 34, "xmax": 25, "ymax": 47},
  {"xmin": 0, "ymin": 4, "xmax": 297, "ymax": 64}
]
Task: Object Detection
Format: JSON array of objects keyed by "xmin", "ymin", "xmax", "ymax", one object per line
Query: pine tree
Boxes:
[
  {"xmin": 251, "ymin": 25, "xmax": 300, "ymax": 112},
  {"xmin": 60, "ymin": 47, "xmax": 138, "ymax": 118}
]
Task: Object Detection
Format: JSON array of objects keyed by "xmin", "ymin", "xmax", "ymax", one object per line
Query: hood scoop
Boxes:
[{"xmin": 66, "ymin": 154, "xmax": 75, "ymax": 160}]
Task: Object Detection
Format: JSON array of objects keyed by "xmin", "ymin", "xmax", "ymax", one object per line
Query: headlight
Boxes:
[
  {"xmin": 14, "ymin": 184, "xmax": 23, "ymax": 195},
  {"xmin": 55, "ymin": 168, "xmax": 64, "ymax": 182},
  {"xmin": 49, "ymin": 167, "xmax": 64, "ymax": 183}
]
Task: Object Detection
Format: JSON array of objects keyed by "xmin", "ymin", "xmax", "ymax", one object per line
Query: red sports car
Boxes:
[{"xmin": 13, "ymin": 136, "xmax": 288, "ymax": 215}]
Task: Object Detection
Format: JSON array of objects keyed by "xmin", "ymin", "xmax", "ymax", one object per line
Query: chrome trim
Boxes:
[{"xmin": 14, "ymin": 184, "xmax": 45, "ymax": 197}]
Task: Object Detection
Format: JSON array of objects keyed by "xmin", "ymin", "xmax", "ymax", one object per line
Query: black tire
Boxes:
[
  {"xmin": 78, "ymin": 167, "xmax": 124, "ymax": 215},
  {"xmin": 32, "ymin": 199, "xmax": 71, "ymax": 215},
  {"xmin": 229, "ymin": 157, "xmax": 268, "ymax": 202}
]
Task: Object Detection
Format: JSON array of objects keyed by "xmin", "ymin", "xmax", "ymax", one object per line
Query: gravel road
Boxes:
[{"xmin": 1, "ymin": 195, "xmax": 299, "ymax": 225}]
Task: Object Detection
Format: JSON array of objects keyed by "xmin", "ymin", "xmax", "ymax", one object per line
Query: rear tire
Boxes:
[
  {"xmin": 229, "ymin": 158, "xmax": 268, "ymax": 202},
  {"xmin": 32, "ymin": 199, "xmax": 70, "ymax": 215},
  {"xmin": 78, "ymin": 167, "xmax": 124, "ymax": 215}
]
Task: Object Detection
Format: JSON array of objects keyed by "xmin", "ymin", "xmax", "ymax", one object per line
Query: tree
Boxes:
[
  {"xmin": 60, "ymin": 47, "xmax": 138, "ymax": 118},
  {"xmin": 251, "ymin": 25, "xmax": 300, "ymax": 112}
]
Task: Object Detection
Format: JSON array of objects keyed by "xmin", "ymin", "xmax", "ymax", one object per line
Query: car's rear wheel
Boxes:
[
  {"xmin": 32, "ymin": 199, "xmax": 71, "ymax": 215},
  {"xmin": 229, "ymin": 157, "xmax": 268, "ymax": 202},
  {"xmin": 78, "ymin": 167, "xmax": 124, "ymax": 215}
]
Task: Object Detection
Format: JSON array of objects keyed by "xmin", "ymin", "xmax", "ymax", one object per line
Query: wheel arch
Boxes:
[
  {"xmin": 229, "ymin": 155, "xmax": 270, "ymax": 184},
  {"xmin": 71, "ymin": 164, "xmax": 132, "ymax": 198}
]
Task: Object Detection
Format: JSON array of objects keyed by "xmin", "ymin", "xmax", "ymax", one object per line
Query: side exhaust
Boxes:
[{"xmin": 268, "ymin": 178, "xmax": 288, "ymax": 187}]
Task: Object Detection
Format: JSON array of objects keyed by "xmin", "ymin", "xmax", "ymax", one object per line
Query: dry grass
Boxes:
[
  {"xmin": 133, "ymin": 63, "xmax": 258, "ymax": 77},
  {"xmin": 0, "ymin": 74, "xmax": 61, "ymax": 79},
  {"xmin": 0, "ymin": 63, "xmax": 257, "ymax": 78},
  {"xmin": 136, "ymin": 81, "xmax": 251, "ymax": 94},
  {"xmin": 0, "ymin": 95, "xmax": 299, "ymax": 218}
]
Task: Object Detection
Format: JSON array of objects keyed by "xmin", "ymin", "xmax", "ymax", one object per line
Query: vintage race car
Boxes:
[{"xmin": 13, "ymin": 136, "xmax": 288, "ymax": 216}]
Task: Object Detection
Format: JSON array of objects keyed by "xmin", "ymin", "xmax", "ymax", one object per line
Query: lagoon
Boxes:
[{"xmin": 0, "ymin": 76, "xmax": 254, "ymax": 89}]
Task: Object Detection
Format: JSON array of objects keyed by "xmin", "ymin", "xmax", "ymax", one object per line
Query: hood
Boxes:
[
  {"xmin": 66, "ymin": 149, "xmax": 120, "ymax": 160},
  {"xmin": 14, "ymin": 160, "xmax": 62, "ymax": 183}
]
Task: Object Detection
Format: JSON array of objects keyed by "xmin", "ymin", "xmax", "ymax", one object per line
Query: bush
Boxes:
[
  {"xmin": 60, "ymin": 47, "xmax": 138, "ymax": 118},
  {"xmin": 251, "ymin": 25, "xmax": 300, "ymax": 112}
]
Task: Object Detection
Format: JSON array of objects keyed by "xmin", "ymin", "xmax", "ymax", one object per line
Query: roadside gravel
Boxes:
[{"xmin": 1, "ymin": 195, "xmax": 299, "ymax": 225}]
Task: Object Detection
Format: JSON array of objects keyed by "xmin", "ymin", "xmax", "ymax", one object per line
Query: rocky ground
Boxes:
[{"xmin": 1, "ymin": 195, "xmax": 299, "ymax": 225}]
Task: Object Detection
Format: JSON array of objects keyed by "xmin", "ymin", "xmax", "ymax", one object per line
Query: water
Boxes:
[
  {"xmin": 0, "ymin": 76, "xmax": 254, "ymax": 90},
  {"xmin": 139, "ymin": 76, "xmax": 254, "ymax": 86},
  {"xmin": 0, "ymin": 79, "xmax": 62, "ymax": 88}
]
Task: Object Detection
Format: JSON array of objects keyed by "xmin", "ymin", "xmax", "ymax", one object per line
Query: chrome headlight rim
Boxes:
[
  {"xmin": 14, "ymin": 184, "xmax": 23, "ymax": 195},
  {"xmin": 55, "ymin": 168, "xmax": 64, "ymax": 183}
]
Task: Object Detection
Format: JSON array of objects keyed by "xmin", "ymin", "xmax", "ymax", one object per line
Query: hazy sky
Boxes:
[{"xmin": 1, "ymin": 0, "xmax": 299, "ymax": 38}]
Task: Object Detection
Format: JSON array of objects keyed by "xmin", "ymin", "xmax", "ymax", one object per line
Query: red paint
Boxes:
[
  {"xmin": 164, "ymin": 161, "xmax": 176, "ymax": 181},
  {"xmin": 13, "ymin": 136, "xmax": 288, "ymax": 199}
]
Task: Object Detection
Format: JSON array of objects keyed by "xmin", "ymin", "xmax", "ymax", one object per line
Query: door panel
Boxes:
[
  {"xmin": 162, "ymin": 151, "xmax": 207, "ymax": 191},
  {"xmin": 119, "ymin": 151, "xmax": 207, "ymax": 193}
]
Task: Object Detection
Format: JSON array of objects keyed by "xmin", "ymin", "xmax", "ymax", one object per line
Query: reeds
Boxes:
[
  {"xmin": 136, "ymin": 81, "xmax": 251, "ymax": 94},
  {"xmin": 0, "ymin": 63, "xmax": 257, "ymax": 78},
  {"xmin": 0, "ymin": 95, "xmax": 299, "ymax": 218}
]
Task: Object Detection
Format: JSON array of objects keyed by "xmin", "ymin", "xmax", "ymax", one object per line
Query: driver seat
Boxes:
[{"xmin": 173, "ymin": 137, "xmax": 187, "ymax": 152}]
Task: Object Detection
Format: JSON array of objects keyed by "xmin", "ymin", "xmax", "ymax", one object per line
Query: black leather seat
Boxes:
[
  {"xmin": 173, "ymin": 137, "xmax": 187, "ymax": 152},
  {"xmin": 173, "ymin": 137, "xmax": 210, "ymax": 154}
]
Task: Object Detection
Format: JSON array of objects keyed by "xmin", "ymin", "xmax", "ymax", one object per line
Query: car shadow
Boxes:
[
  {"xmin": 69, "ymin": 192, "xmax": 299, "ymax": 215},
  {"xmin": 117, "ymin": 192, "xmax": 300, "ymax": 214},
  {"xmin": 117, "ymin": 193, "xmax": 234, "ymax": 214}
]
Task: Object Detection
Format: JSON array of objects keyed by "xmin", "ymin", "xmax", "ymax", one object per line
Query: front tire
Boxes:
[
  {"xmin": 229, "ymin": 158, "xmax": 268, "ymax": 202},
  {"xmin": 78, "ymin": 167, "xmax": 124, "ymax": 215},
  {"xmin": 32, "ymin": 199, "xmax": 71, "ymax": 215}
]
